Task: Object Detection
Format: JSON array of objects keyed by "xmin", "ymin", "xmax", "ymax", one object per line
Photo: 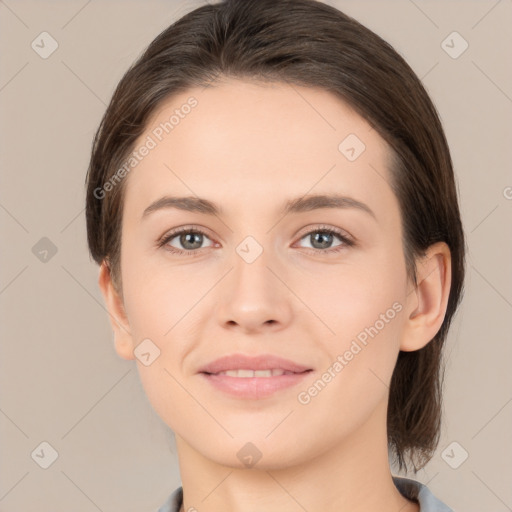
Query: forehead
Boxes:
[{"xmin": 122, "ymin": 78, "xmax": 396, "ymax": 222}]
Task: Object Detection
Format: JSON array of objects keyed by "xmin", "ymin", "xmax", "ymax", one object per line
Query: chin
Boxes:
[{"xmin": 192, "ymin": 434, "xmax": 315, "ymax": 471}]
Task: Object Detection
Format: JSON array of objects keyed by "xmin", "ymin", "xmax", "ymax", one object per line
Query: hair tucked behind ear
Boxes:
[{"xmin": 85, "ymin": 0, "xmax": 465, "ymax": 473}]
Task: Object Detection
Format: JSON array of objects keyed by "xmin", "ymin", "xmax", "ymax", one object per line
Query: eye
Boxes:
[
  {"xmin": 158, "ymin": 226, "xmax": 214, "ymax": 256},
  {"xmin": 158, "ymin": 224, "xmax": 355, "ymax": 257},
  {"xmin": 295, "ymin": 225, "xmax": 354, "ymax": 253}
]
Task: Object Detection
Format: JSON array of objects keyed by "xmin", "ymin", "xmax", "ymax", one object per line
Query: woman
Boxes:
[{"xmin": 85, "ymin": 1, "xmax": 465, "ymax": 510}]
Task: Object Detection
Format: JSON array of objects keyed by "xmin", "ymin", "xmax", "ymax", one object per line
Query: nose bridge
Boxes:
[
  {"xmin": 232, "ymin": 232, "xmax": 275, "ymax": 296},
  {"xmin": 216, "ymin": 230, "xmax": 292, "ymax": 331}
]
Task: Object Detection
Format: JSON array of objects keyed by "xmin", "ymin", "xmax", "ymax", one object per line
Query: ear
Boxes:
[
  {"xmin": 98, "ymin": 261, "xmax": 135, "ymax": 360},
  {"xmin": 400, "ymin": 242, "xmax": 452, "ymax": 351}
]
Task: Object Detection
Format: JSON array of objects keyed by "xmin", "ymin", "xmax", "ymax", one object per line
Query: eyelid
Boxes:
[
  {"xmin": 156, "ymin": 224, "xmax": 214, "ymax": 247},
  {"xmin": 294, "ymin": 224, "xmax": 355, "ymax": 244}
]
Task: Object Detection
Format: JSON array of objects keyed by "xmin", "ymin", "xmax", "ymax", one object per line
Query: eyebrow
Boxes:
[{"xmin": 141, "ymin": 193, "xmax": 376, "ymax": 220}]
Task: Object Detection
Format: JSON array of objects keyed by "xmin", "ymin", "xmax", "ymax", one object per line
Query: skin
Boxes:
[{"xmin": 99, "ymin": 78, "xmax": 451, "ymax": 512}]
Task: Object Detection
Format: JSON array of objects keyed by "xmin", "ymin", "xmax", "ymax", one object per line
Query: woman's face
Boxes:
[{"xmin": 111, "ymin": 78, "xmax": 414, "ymax": 468}]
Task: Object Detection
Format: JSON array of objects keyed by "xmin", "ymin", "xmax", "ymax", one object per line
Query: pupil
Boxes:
[
  {"xmin": 182, "ymin": 232, "xmax": 202, "ymax": 249},
  {"xmin": 313, "ymin": 232, "xmax": 332, "ymax": 249}
]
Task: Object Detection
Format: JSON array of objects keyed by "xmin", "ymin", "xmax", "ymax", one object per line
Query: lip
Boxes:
[
  {"xmin": 198, "ymin": 353, "xmax": 312, "ymax": 374},
  {"xmin": 198, "ymin": 353, "xmax": 313, "ymax": 399}
]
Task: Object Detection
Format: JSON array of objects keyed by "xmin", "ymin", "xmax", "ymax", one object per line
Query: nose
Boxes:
[{"xmin": 216, "ymin": 242, "xmax": 293, "ymax": 334}]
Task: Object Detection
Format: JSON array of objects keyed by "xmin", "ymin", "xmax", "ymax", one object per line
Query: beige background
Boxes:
[{"xmin": 1, "ymin": 0, "xmax": 511, "ymax": 511}]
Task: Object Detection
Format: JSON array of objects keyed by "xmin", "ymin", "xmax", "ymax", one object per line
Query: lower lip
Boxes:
[{"xmin": 200, "ymin": 371, "xmax": 312, "ymax": 399}]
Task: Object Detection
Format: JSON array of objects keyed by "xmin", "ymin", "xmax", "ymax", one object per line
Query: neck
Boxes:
[{"xmin": 174, "ymin": 399, "xmax": 419, "ymax": 512}]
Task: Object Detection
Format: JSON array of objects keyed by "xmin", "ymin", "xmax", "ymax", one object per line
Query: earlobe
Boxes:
[
  {"xmin": 98, "ymin": 261, "xmax": 135, "ymax": 360},
  {"xmin": 400, "ymin": 242, "xmax": 452, "ymax": 352}
]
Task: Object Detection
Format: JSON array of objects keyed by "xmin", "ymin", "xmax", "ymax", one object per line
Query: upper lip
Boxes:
[{"xmin": 198, "ymin": 354, "xmax": 312, "ymax": 374}]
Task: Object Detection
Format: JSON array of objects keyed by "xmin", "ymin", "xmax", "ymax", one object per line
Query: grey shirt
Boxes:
[{"xmin": 156, "ymin": 476, "xmax": 453, "ymax": 511}]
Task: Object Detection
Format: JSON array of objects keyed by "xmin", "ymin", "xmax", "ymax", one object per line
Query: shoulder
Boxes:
[
  {"xmin": 392, "ymin": 476, "xmax": 454, "ymax": 512},
  {"xmin": 155, "ymin": 486, "xmax": 183, "ymax": 512}
]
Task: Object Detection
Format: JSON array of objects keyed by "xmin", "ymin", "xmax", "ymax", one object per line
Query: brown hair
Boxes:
[{"xmin": 85, "ymin": 0, "xmax": 465, "ymax": 473}]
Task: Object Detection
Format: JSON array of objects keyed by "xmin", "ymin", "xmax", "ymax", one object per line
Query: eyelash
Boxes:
[{"xmin": 157, "ymin": 224, "xmax": 355, "ymax": 257}]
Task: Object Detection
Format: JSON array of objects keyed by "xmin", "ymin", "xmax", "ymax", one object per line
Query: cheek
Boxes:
[
  {"xmin": 119, "ymin": 264, "xmax": 203, "ymax": 430},
  {"xmin": 120, "ymin": 237, "xmax": 207, "ymax": 339},
  {"xmin": 299, "ymin": 245, "xmax": 407, "ymax": 399},
  {"xmin": 305, "ymin": 245, "xmax": 407, "ymax": 344},
  {"xmin": 293, "ymin": 274, "xmax": 405, "ymax": 445}
]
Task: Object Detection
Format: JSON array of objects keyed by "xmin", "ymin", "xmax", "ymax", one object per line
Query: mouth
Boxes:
[
  {"xmin": 198, "ymin": 353, "xmax": 312, "ymax": 375},
  {"xmin": 204, "ymin": 368, "xmax": 305, "ymax": 377},
  {"xmin": 200, "ymin": 369, "xmax": 312, "ymax": 400},
  {"xmin": 198, "ymin": 354, "xmax": 313, "ymax": 399}
]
